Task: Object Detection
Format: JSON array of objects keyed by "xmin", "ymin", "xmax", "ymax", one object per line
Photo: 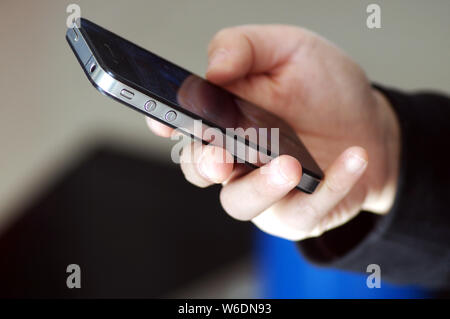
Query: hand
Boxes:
[{"xmin": 146, "ymin": 25, "xmax": 400, "ymax": 241}]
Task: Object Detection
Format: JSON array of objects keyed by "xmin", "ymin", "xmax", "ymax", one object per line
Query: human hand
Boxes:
[{"xmin": 146, "ymin": 25, "xmax": 400, "ymax": 240}]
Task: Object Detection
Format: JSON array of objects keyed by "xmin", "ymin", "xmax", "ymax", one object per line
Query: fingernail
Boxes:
[
  {"xmin": 208, "ymin": 48, "xmax": 229, "ymax": 70},
  {"xmin": 269, "ymin": 157, "xmax": 294, "ymax": 186},
  {"xmin": 345, "ymin": 152, "xmax": 367, "ymax": 173}
]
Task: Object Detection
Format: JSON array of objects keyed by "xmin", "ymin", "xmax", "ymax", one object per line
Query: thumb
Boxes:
[{"xmin": 206, "ymin": 25, "xmax": 307, "ymax": 85}]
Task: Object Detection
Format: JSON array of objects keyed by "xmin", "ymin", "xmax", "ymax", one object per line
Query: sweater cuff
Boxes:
[{"xmin": 296, "ymin": 85, "xmax": 450, "ymax": 289}]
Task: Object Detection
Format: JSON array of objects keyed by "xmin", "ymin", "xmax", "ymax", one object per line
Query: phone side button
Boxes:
[
  {"xmin": 120, "ymin": 89, "xmax": 134, "ymax": 99},
  {"xmin": 144, "ymin": 100, "xmax": 157, "ymax": 112},
  {"xmin": 165, "ymin": 111, "xmax": 177, "ymax": 122}
]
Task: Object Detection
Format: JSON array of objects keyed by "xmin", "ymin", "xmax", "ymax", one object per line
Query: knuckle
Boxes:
[
  {"xmin": 181, "ymin": 142, "xmax": 204, "ymax": 163},
  {"xmin": 249, "ymin": 172, "xmax": 277, "ymax": 199},
  {"xmin": 297, "ymin": 204, "xmax": 320, "ymax": 231},
  {"xmin": 334, "ymin": 199, "xmax": 351, "ymax": 218},
  {"xmin": 292, "ymin": 26, "xmax": 310, "ymax": 40},
  {"xmin": 249, "ymin": 176, "xmax": 264, "ymax": 197},
  {"xmin": 208, "ymin": 28, "xmax": 234, "ymax": 53},
  {"xmin": 219, "ymin": 188, "xmax": 246, "ymax": 220},
  {"xmin": 324, "ymin": 175, "xmax": 346, "ymax": 194},
  {"xmin": 306, "ymin": 223, "xmax": 326, "ymax": 238},
  {"xmin": 179, "ymin": 147, "xmax": 193, "ymax": 164},
  {"xmin": 181, "ymin": 166, "xmax": 207, "ymax": 188},
  {"xmin": 287, "ymin": 204, "xmax": 321, "ymax": 233},
  {"xmin": 214, "ymin": 27, "xmax": 233, "ymax": 40}
]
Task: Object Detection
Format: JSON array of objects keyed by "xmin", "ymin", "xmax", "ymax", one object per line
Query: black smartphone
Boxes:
[{"xmin": 66, "ymin": 18, "xmax": 323, "ymax": 193}]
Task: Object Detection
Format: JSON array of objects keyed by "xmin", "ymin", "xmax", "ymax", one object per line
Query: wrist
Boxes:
[{"xmin": 363, "ymin": 88, "xmax": 401, "ymax": 214}]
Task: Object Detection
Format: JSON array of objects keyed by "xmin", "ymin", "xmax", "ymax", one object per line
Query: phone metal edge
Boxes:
[{"xmin": 66, "ymin": 23, "xmax": 320, "ymax": 194}]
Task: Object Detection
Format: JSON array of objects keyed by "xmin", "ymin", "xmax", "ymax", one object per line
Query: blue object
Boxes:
[{"xmin": 254, "ymin": 229, "xmax": 431, "ymax": 299}]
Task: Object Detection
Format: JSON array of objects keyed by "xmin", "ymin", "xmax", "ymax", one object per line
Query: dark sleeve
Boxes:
[{"xmin": 297, "ymin": 85, "xmax": 450, "ymax": 290}]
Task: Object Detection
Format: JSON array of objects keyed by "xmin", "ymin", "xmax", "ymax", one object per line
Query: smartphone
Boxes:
[{"xmin": 66, "ymin": 18, "xmax": 323, "ymax": 193}]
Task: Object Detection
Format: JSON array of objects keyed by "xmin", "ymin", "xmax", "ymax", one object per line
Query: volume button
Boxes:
[
  {"xmin": 144, "ymin": 100, "xmax": 156, "ymax": 112},
  {"xmin": 120, "ymin": 89, "xmax": 134, "ymax": 99},
  {"xmin": 165, "ymin": 111, "xmax": 177, "ymax": 122}
]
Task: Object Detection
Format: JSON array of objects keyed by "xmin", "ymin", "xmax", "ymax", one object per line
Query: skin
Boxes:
[{"xmin": 145, "ymin": 25, "xmax": 400, "ymax": 241}]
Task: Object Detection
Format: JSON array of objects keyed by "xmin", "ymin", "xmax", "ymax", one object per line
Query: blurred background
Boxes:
[{"xmin": 0, "ymin": 0, "xmax": 449, "ymax": 298}]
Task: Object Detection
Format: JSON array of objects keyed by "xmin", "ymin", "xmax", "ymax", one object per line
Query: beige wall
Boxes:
[{"xmin": 1, "ymin": 0, "xmax": 449, "ymax": 228}]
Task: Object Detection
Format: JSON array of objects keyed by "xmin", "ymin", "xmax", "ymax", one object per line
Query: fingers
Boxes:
[
  {"xmin": 180, "ymin": 142, "xmax": 234, "ymax": 188},
  {"xmin": 145, "ymin": 117, "xmax": 174, "ymax": 138},
  {"xmin": 206, "ymin": 25, "xmax": 307, "ymax": 85},
  {"xmin": 145, "ymin": 114, "xmax": 236, "ymax": 188},
  {"xmin": 253, "ymin": 146, "xmax": 368, "ymax": 240},
  {"xmin": 219, "ymin": 155, "xmax": 302, "ymax": 221}
]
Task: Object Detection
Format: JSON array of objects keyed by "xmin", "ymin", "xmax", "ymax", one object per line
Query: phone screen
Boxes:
[{"xmin": 80, "ymin": 18, "xmax": 323, "ymax": 180}]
